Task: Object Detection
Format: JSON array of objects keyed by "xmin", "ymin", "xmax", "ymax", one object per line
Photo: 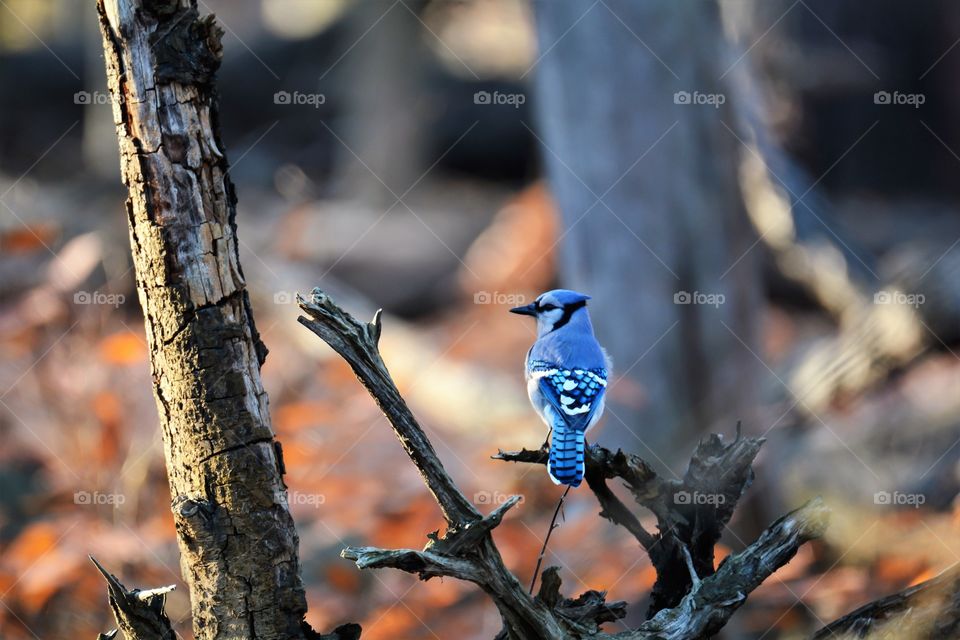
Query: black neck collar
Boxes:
[{"xmin": 550, "ymin": 300, "xmax": 587, "ymax": 332}]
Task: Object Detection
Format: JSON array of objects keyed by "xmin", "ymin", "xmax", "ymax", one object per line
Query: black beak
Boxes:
[{"xmin": 510, "ymin": 303, "xmax": 537, "ymax": 317}]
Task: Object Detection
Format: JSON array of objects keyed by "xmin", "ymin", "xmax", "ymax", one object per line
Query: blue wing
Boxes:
[{"xmin": 530, "ymin": 361, "xmax": 608, "ymax": 432}]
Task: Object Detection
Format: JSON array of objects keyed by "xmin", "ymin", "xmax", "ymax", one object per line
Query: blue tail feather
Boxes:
[{"xmin": 548, "ymin": 426, "xmax": 585, "ymax": 487}]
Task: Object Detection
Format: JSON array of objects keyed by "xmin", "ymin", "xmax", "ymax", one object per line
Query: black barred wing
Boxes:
[{"xmin": 531, "ymin": 363, "xmax": 608, "ymax": 432}]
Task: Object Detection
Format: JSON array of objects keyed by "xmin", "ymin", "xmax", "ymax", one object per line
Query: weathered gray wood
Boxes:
[
  {"xmin": 626, "ymin": 497, "xmax": 827, "ymax": 640},
  {"xmin": 296, "ymin": 291, "xmax": 480, "ymax": 527},
  {"xmin": 299, "ymin": 288, "xmax": 827, "ymax": 640},
  {"xmin": 297, "ymin": 289, "xmax": 574, "ymax": 640},
  {"xmin": 498, "ymin": 429, "xmax": 766, "ymax": 617},
  {"xmin": 91, "ymin": 556, "xmax": 176, "ymax": 640}
]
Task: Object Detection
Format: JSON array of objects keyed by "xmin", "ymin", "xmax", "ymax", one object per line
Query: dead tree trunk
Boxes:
[{"xmin": 94, "ymin": 1, "xmax": 330, "ymax": 637}]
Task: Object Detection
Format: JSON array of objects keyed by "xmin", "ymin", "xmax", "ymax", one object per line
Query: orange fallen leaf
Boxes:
[
  {"xmin": 0, "ymin": 222, "xmax": 59, "ymax": 254},
  {"xmin": 92, "ymin": 391, "xmax": 123, "ymax": 464},
  {"xmin": 364, "ymin": 606, "xmax": 420, "ymax": 640},
  {"xmin": 4, "ymin": 521, "xmax": 59, "ymax": 567},
  {"xmin": 875, "ymin": 554, "xmax": 927, "ymax": 585},
  {"xmin": 275, "ymin": 401, "xmax": 335, "ymax": 434},
  {"xmin": 908, "ymin": 567, "xmax": 938, "ymax": 586},
  {"xmin": 325, "ymin": 564, "xmax": 362, "ymax": 594},
  {"xmin": 99, "ymin": 331, "xmax": 147, "ymax": 365}
]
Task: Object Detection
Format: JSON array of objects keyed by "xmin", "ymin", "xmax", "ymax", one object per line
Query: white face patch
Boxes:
[{"xmin": 536, "ymin": 307, "xmax": 564, "ymax": 335}]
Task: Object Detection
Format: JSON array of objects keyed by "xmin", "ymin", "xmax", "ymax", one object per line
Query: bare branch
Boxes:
[
  {"xmin": 300, "ymin": 289, "xmax": 639, "ymax": 639},
  {"xmin": 623, "ymin": 498, "xmax": 830, "ymax": 640},
  {"xmin": 298, "ymin": 289, "xmax": 480, "ymax": 527},
  {"xmin": 300, "ymin": 288, "xmax": 828, "ymax": 640},
  {"xmin": 90, "ymin": 556, "xmax": 176, "ymax": 640},
  {"xmin": 812, "ymin": 564, "xmax": 960, "ymax": 639},
  {"xmin": 498, "ymin": 429, "xmax": 768, "ymax": 615},
  {"xmin": 340, "ymin": 496, "xmax": 522, "ymax": 584},
  {"xmin": 535, "ymin": 567, "xmax": 628, "ymax": 636},
  {"xmin": 430, "ymin": 495, "xmax": 522, "ymax": 554},
  {"xmin": 341, "ymin": 546, "xmax": 484, "ymax": 582}
]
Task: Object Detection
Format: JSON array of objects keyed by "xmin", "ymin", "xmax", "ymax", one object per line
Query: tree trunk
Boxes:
[
  {"xmin": 96, "ymin": 1, "xmax": 308, "ymax": 637},
  {"xmin": 333, "ymin": 0, "xmax": 429, "ymax": 205},
  {"xmin": 531, "ymin": 0, "xmax": 762, "ymax": 460}
]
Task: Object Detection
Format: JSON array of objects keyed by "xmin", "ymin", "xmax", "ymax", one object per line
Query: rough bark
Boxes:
[
  {"xmin": 95, "ymin": 1, "xmax": 317, "ymax": 637},
  {"xmin": 298, "ymin": 287, "xmax": 828, "ymax": 640},
  {"xmin": 531, "ymin": 0, "xmax": 762, "ymax": 459}
]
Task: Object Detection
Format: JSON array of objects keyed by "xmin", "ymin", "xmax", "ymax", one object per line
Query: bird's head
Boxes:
[{"xmin": 510, "ymin": 289, "xmax": 591, "ymax": 336}]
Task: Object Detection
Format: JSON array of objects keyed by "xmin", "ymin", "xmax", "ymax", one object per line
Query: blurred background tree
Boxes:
[{"xmin": 533, "ymin": 0, "xmax": 762, "ymax": 460}]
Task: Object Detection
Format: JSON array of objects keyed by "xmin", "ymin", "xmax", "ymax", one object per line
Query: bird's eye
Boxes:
[{"xmin": 540, "ymin": 304, "xmax": 558, "ymax": 311}]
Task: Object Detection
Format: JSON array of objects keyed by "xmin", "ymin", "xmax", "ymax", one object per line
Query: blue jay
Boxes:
[{"xmin": 511, "ymin": 290, "xmax": 610, "ymax": 487}]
